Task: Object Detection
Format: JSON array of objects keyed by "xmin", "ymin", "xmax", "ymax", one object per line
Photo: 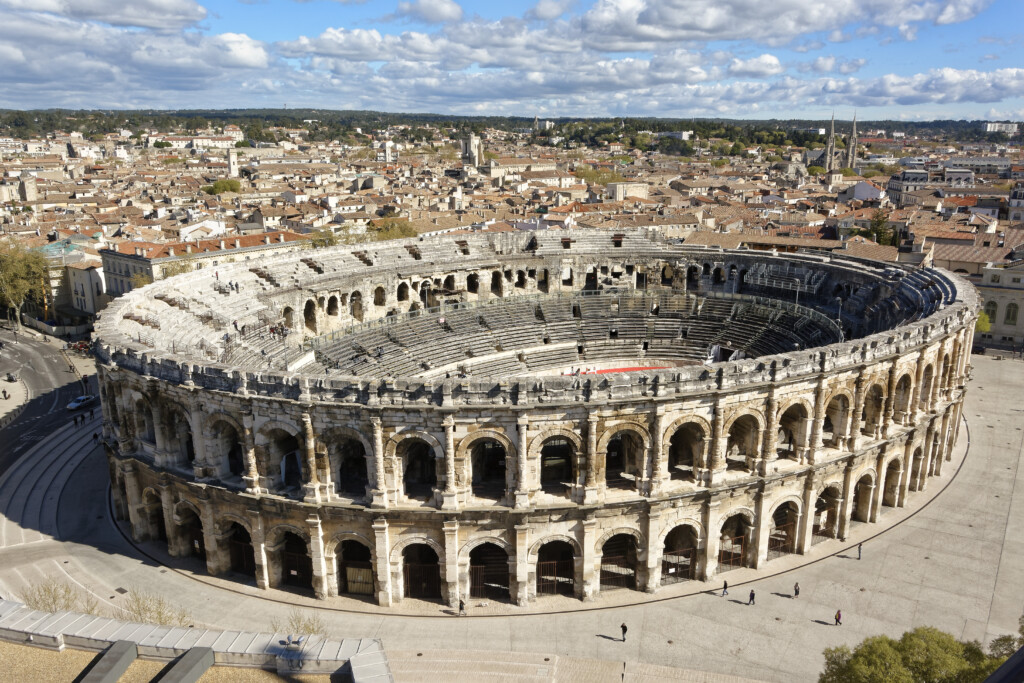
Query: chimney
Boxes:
[
  {"xmin": 278, "ymin": 233, "xmax": 285, "ymax": 243},
  {"xmin": 135, "ymin": 247, "xmax": 142, "ymax": 256},
  {"xmin": 219, "ymin": 239, "xmax": 226, "ymax": 250},
  {"xmin": 168, "ymin": 247, "xmax": 175, "ymax": 257},
  {"xmin": 186, "ymin": 244, "xmax": 193, "ymax": 254},
  {"xmin": 264, "ymin": 235, "xmax": 271, "ymax": 244},
  {"xmin": 235, "ymin": 239, "xmax": 241, "ymax": 248}
]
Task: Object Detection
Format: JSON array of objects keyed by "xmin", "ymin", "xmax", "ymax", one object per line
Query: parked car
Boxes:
[{"xmin": 66, "ymin": 395, "xmax": 97, "ymax": 411}]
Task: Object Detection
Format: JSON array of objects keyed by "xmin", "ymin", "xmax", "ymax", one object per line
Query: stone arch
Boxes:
[
  {"xmin": 861, "ymin": 382, "xmax": 887, "ymax": 435},
  {"xmin": 661, "ymin": 414, "xmax": 713, "ymax": 447},
  {"xmin": 327, "ymin": 295, "xmax": 339, "ymax": 316},
  {"xmin": 397, "ymin": 282, "xmax": 410, "ymax": 302},
  {"xmin": 257, "ymin": 420, "xmax": 303, "ymax": 489},
  {"xmin": 324, "ymin": 531, "xmax": 376, "ymax": 558},
  {"xmin": 724, "ymin": 409, "xmax": 765, "ymax": 434},
  {"xmin": 717, "ymin": 507, "xmax": 755, "ymax": 534},
  {"xmin": 455, "ymin": 428, "xmax": 516, "ymax": 461},
  {"xmin": 600, "ymin": 424, "xmax": 649, "ymax": 490},
  {"xmin": 459, "ymin": 535, "xmax": 514, "ymax": 563},
  {"xmin": 322, "ymin": 426, "xmax": 373, "ymax": 496},
  {"xmin": 596, "ymin": 526, "xmax": 646, "ymax": 553},
  {"xmin": 767, "ymin": 494, "xmax": 804, "ymax": 519},
  {"xmin": 134, "ymin": 394, "xmax": 155, "ymax": 443},
  {"xmin": 373, "ymin": 285, "xmax": 386, "ymax": 307},
  {"xmin": 725, "ymin": 412, "xmax": 763, "ymax": 470},
  {"xmin": 349, "ymin": 290, "xmax": 364, "ymax": 322},
  {"xmin": 595, "ymin": 422, "xmax": 651, "ymax": 455},
  {"xmin": 893, "ymin": 372, "xmax": 914, "ymax": 419},
  {"xmin": 282, "ymin": 306, "xmax": 295, "ymax": 328},
  {"xmin": 385, "ymin": 429, "xmax": 444, "ymax": 461},
  {"xmin": 161, "ymin": 400, "xmax": 196, "ymax": 466},
  {"xmin": 265, "ymin": 523, "xmax": 311, "ymax": 548},
  {"xmin": 212, "ymin": 512, "xmax": 253, "ymax": 537},
  {"xmin": 775, "ymin": 396, "xmax": 813, "ymax": 422},
  {"xmin": 389, "ymin": 535, "xmax": 445, "ymax": 564},
  {"xmin": 203, "ymin": 411, "xmax": 244, "ymax": 435},
  {"xmin": 528, "ymin": 534, "xmax": 582, "ymax": 561},
  {"xmin": 303, "ymin": 299, "xmax": 317, "ymax": 334},
  {"xmin": 172, "ymin": 498, "xmax": 202, "ymax": 522},
  {"xmin": 527, "ymin": 427, "xmax": 583, "ymax": 459},
  {"xmin": 775, "ymin": 401, "xmax": 810, "ymax": 460},
  {"xmin": 657, "ymin": 518, "xmax": 705, "ymax": 546}
]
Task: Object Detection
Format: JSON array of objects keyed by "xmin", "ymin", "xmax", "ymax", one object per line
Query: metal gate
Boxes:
[
  {"xmin": 718, "ymin": 534, "xmax": 745, "ymax": 572},
  {"xmin": 767, "ymin": 522, "xmax": 796, "ymax": 560},
  {"xmin": 661, "ymin": 547, "xmax": 696, "ymax": 584},
  {"xmin": 812, "ymin": 518, "xmax": 835, "ymax": 545},
  {"xmin": 229, "ymin": 538, "xmax": 255, "ymax": 576},
  {"xmin": 536, "ymin": 560, "xmax": 574, "ymax": 596},
  {"xmin": 404, "ymin": 562, "xmax": 441, "ymax": 599},
  {"xmin": 600, "ymin": 555, "xmax": 637, "ymax": 590},
  {"xmin": 469, "ymin": 564, "xmax": 509, "ymax": 600},
  {"xmin": 283, "ymin": 550, "xmax": 313, "ymax": 588},
  {"xmin": 338, "ymin": 561, "xmax": 374, "ymax": 595}
]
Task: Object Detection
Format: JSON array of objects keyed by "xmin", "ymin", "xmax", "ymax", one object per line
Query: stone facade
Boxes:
[{"xmin": 94, "ymin": 229, "xmax": 978, "ymax": 608}]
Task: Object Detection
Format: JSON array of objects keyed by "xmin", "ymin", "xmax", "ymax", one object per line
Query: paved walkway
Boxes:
[{"xmin": 0, "ymin": 355, "xmax": 1022, "ymax": 681}]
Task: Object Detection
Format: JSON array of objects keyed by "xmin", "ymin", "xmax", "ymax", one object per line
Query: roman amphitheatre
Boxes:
[{"xmin": 89, "ymin": 226, "xmax": 976, "ymax": 616}]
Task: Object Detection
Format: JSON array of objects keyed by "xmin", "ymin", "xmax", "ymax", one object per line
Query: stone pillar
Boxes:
[
  {"xmin": 752, "ymin": 487, "xmax": 770, "ymax": 568},
  {"xmin": 919, "ymin": 423, "xmax": 937, "ymax": 490},
  {"xmin": 307, "ymin": 515, "xmax": 329, "ymax": 600},
  {"xmin": 797, "ymin": 475, "xmax": 815, "ymax": 554},
  {"xmin": 442, "ymin": 519, "xmax": 459, "ymax": 607},
  {"xmin": 580, "ymin": 518, "xmax": 598, "ymax": 600},
  {"xmin": 372, "ymin": 517, "xmax": 392, "ymax": 606},
  {"xmin": 200, "ymin": 500, "xmax": 229, "ymax": 576},
  {"xmin": 643, "ymin": 506, "xmax": 664, "ymax": 592},
  {"xmin": 583, "ymin": 413, "xmax": 599, "ymax": 504},
  {"xmin": 837, "ymin": 459, "xmax": 856, "ymax": 541},
  {"xmin": 150, "ymin": 400, "xmax": 167, "ymax": 465},
  {"xmin": 708, "ymin": 399, "xmax": 726, "ymax": 485},
  {"xmin": 703, "ymin": 500, "xmax": 721, "ymax": 578},
  {"xmin": 910, "ymin": 354, "xmax": 926, "ymax": 423},
  {"xmin": 898, "ymin": 440, "xmax": 913, "ymax": 506},
  {"xmin": 301, "ymin": 413, "xmax": 321, "ymax": 504},
  {"xmin": 189, "ymin": 402, "xmax": 209, "ymax": 477},
  {"xmin": 882, "ymin": 363, "xmax": 898, "ymax": 438},
  {"xmin": 849, "ymin": 371, "xmax": 866, "ymax": 452},
  {"xmin": 250, "ymin": 515, "xmax": 270, "ymax": 590},
  {"xmin": 870, "ymin": 450, "xmax": 887, "ymax": 522},
  {"xmin": 122, "ymin": 465, "xmax": 144, "ymax": 539},
  {"xmin": 159, "ymin": 485, "xmax": 181, "ymax": 555},
  {"xmin": 934, "ymin": 408, "xmax": 952, "ymax": 476},
  {"xmin": 370, "ymin": 417, "xmax": 388, "ymax": 509},
  {"xmin": 646, "ymin": 407, "xmax": 666, "ymax": 496},
  {"xmin": 930, "ymin": 362, "xmax": 942, "ymax": 410},
  {"xmin": 242, "ymin": 414, "xmax": 261, "ymax": 494},
  {"xmin": 515, "ymin": 418, "xmax": 530, "ymax": 508},
  {"xmin": 514, "ymin": 523, "xmax": 530, "ymax": 605},
  {"xmin": 441, "ymin": 415, "xmax": 458, "ymax": 510},
  {"xmin": 759, "ymin": 392, "xmax": 778, "ymax": 475},
  {"xmin": 809, "ymin": 378, "xmax": 827, "ymax": 462}
]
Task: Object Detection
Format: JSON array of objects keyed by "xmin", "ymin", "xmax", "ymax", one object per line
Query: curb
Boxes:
[{"xmin": 0, "ymin": 379, "xmax": 29, "ymax": 431}]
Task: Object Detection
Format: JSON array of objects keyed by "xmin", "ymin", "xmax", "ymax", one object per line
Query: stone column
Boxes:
[
  {"xmin": 703, "ymin": 500, "xmax": 721, "ymax": 579},
  {"xmin": 643, "ymin": 506, "xmax": 664, "ymax": 592},
  {"xmin": 809, "ymin": 377, "xmax": 827, "ymax": 462},
  {"xmin": 441, "ymin": 415, "xmax": 458, "ymax": 510},
  {"xmin": 797, "ymin": 475, "xmax": 815, "ymax": 554},
  {"xmin": 442, "ymin": 519, "xmax": 459, "ymax": 607},
  {"xmin": 242, "ymin": 414, "xmax": 261, "ymax": 494},
  {"xmin": 150, "ymin": 400, "xmax": 167, "ymax": 465},
  {"xmin": 708, "ymin": 399, "xmax": 726, "ymax": 485},
  {"xmin": 910, "ymin": 354, "xmax": 926, "ymax": 423},
  {"xmin": 370, "ymin": 417, "xmax": 388, "ymax": 509},
  {"xmin": 898, "ymin": 439, "xmax": 913, "ymax": 507},
  {"xmin": 759, "ymin": 391, "xmax": 778, "ymax": 475},
  {"xmin": 919, "ymin": 423, "xmax": 937, "ymax": 490},
  {"xmin": 514, "ymin": 523, "xmax": 530, "ymax": 605},
  {"xmin": 307, "ymin": 515, "xmax": 329, "ymax": 599},
  {"xmin": 200, "ymin": 500, "xmax": 229, "ymax": 576},
  {"xmin": 647, "ymin": 407, "xmax": 667, "ymax": 496},
  {"xmin": 580, "ymin": 518, "xmax": 598, "ymax": 601},
  {"xmin": 189, "ymin": 402, "xmax": 209, "ymax": 477},
  {"xmin": 122, "ymin": 465, "xmax": 144, "ymax": 539},
  {"xmin": 882, "ymin": 363, "xmax": 898, "ymax": 438},
  {"xmin": 372, "ymin": 517, "xmax": 392, "ymax": 606},
  {"xmin": 301, "ymin": 412, "xmax": 321, "ymax": 504},
  {"xmin": 583, "ymin": 413, "xmax": 599, "ymax": 504},
  {"xmin": 849, "ymin": 371, "xmax": 866, "ymax": 452},
  {"xmin": 159, "ymin": 485, "xmax": 180, "ymax": 554},
  {"xmin": 250, "ymin": 514, "xmax": 270, "ymax": 590},
  {"xmin": 870, "ymin": 450, "xmax": 887, "ymax": 522},
  {"xmin": 837, "ymin": 459, "xmax": 856, "ymax": 541},
  {"xmin": 515, "ymin": 418, "xmax": 530, "ymax": 508},
  {"xmin": 929, "ymin": 362, "xmax": 942, "ymax": 410}
]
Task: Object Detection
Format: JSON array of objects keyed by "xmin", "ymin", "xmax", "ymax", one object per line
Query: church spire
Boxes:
[
  {"xmin": 845, "ymin": 111, "xmax": 858, "ymax": 170},
  {"xmin": 824, "ymin": 111, "xmax": 836, "ymax": 173}
]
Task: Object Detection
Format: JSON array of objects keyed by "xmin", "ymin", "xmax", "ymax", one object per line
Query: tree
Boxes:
[
  {"xmin": 807, "ymin": 165, "xmax": 826, "ymax": 175},
  {"xmin": 130, "ymin": 272, "xmax": 154, "ymax": 289},
  {"xmin": 870, "ymin": 209, "xmax": 894, "ymax": 246},
  {"xmin": 989, "ymin": 616, "xmax": 1024, "ymax": 658},
  {"xmin": 841, "ymin": 167, "xmax": 857, "ymax": 177},
  {"xmin": 234, "ymin": 140, "xmax": 249, "ymax": 148},
  {"xmin": 202, "ymin": 179, "xmax": 241, "ymax": 195},
  {"xmin": 370, "ymin": 218, "xmax": 417, "ymax": 241},
  {"xmin": 161, "ymin": 254, "xmax": 196, "ymax": 278},
  {"xmin": 309, "ymin": 228, "xmax": 339, "ymax": 249},
  {"xmin": 0, "ymin": 242, "xmax": 47, "ymax": 328},
  {"xmin": 976, "ymin": 311, "xmax": 992, "ymax": 334},
  {"xmin": 153, "ymin": 141, "xmax": 172, "ymax": 149},
  {"xmin": 820, "ymin": 626, "xmax": 1008, "ymax": 683}
]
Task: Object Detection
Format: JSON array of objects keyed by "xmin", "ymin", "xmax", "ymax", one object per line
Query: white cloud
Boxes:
[
  {"xmin": 0, "ymin": 0, "xmax": 206, "ymax": 29},
  {"xmin": 526, "ymin": 0, "xmax": 573, "ymax": 21},
  {"xmin": 395, "ymin": 0, "xmax": 463, "ymax": 24},
  {"xmin": 728, "ymin": 54, "xmax": 784, "ymax": 78}
]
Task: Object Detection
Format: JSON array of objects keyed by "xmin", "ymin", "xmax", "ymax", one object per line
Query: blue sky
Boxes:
[{"xmin": 0, "ymin": 0, "xmax": 1022, "ymax": 119}]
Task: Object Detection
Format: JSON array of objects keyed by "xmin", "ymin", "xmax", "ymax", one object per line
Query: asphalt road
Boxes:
[{"xmin": 0, "ymin": 327, "xmax": 95, "ymax": 478}]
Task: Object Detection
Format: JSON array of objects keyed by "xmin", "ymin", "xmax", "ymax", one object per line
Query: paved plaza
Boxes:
[{"xmin": 0, "ymin": 354, "xmax": 1021, "ymax": 681}]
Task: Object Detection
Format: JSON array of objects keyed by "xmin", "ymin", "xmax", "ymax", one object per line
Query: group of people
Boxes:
[{"xmin": 71, "ymin": 409, "xmax": 95, "ymax": 426}]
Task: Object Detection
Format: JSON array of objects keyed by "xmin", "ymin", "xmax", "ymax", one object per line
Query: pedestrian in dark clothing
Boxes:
[
  {"xmin": 620, "ymin": 623, "xmax": 627, "ymax": 642},
  {"xmin": 857, "ymin": 543, "xmax": 862, "ymax": 560},
  {"xmin": 72, "ymin": 415, "xmax": 78, "ymax": 426},
  {"xmin": 92, "ymin": 433, "xmax": 99, "ymax": 444},
  {"xmin": 794, "ymin": 582, "xmax": 800, "ymax": 599},
  {"xmin": 89, "ymin": 408, "xmax": 94, "ymax": 419},
  {"xmin": 458, "ymin": 599, "xmax": 466, "ymax": 616},
  {"xmin": 722, "ymin": 580, "xmax": 728, "ymax": 597},
  {"xmin": 835, "ymin": 610, "xmax": 842, "ymax": 626},
  {"xmin": 233, "ymin": 320, "xmax": 238, "ymax": 331},
  {"xmin": 748, "ymin": 589, "xmax": 755, "ymax": 606}
]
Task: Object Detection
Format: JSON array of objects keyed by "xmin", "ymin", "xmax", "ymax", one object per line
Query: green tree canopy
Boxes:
[
  {"xmin": 369, "ymin": 219, "xmax": 417, "ymax": 241},
  {"xmin": 975, "ymin": 311, "xmax": 991, "ymax": 333},
  {"xmin": 201, "ymin": 179, "xmax": 241, "ymax": 195},
  {"xmin": 309, "ymin": 227, "xmax": 339, "ymax": 249},
  {"xmin": 0, "ymin": 242, "xmax": 47, "ymax": 327},
  {"xmin": 870, "ymin": 209, "xmax": 894, "ymax": 246},
  {"xmin": 807, "ymin": 165, "xmax": 826, "ymax": 175},
  {"xmin": 152, "ymin": 141, "xmax": 172, "ymax": 149}
]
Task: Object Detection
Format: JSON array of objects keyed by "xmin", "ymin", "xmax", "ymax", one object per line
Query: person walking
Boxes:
[
  {"xmin": 748, "ymin": 589, "xmax": 755, "ymax": 606},
  {"xmin": 620, "ymin": 623, "xmax": 627, "ymax": 642},
  {"xmin": 857, "ymin": 543, "xmax": 862, "ymax": 560},
  {"xmin": 92, "ymin": 432, "xmax": 99, "ymax": 444},
  {"xmin": 458, "ymin": 599, "xmax": 466, "ymax": 616},
  {"xmin": 835, "ymin": 609, "xmax": 842, "ymax": 626},
  {"xmin": 722, "ymin": 580, "xmax": 728, "ymax": 597},
  {"xmin": 794, "ymin": 582, "xmax": 800, "ymax": 599}
]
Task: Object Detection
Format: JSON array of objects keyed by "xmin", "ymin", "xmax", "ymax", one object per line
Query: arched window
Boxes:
[
  {"xmin": 1005, "ymin": 303, "xmax": 1019, "ymax": 326},
  {"xmin": 984, "ymin": 301, "xmax": 998, "ymax": 322}
]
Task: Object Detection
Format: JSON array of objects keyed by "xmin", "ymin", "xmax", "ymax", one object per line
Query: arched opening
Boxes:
[
  {"xmin": 400, "ymin": 439, "xmax": 437, "ymax": 500},
  {"xmin": 443, "ymin": 274, "xmax": 456, "ymax": 291},
  {"xmin": 227, "ymin": 523, "xmax": 255, "ymax": 578},
  {"xmin": 350, "ymin": 291, "xmax": 363, "ymax": 322},
  {"xmin": 851, "ymin": 474, "xmax": 874, "ymax": 523},
  {"xmin": 605, "ymin": 431, "xmax": 642, "ymax": 490},
  {"xmin": 536, "ymin": 541, "xmax": 575, "ymax": 597},
  {"xmin": 667, "ymin": 422, "xmax": 704, "ymax": 482},
  {"xmin": 861, "ymin": 384, "xmax": 885, "ymax": 437},
  {"xmin": 984, "ymin": 300, "xmax": 997, "ymax": 323},
  {"xmin": 135, "ymin": 399, "xmax": 155, "ymax": 444},
  {"xmin": 466, "ymin": 274, "xmax": 479, "ymax": 294},
  {"xmin": 177, "ymin": 507, "xmax": 205, "ymax": 560},
  {"xmin": 712, "ymin": 267, "xmax": 725, "ymax": 284},
  {"xmin": 469, "ymin": 543, "xmax": 510, "ymax": 601},
  {"xmin": 373, "ymin": 286, "xmax": 386, "ymax": 307},
  {"xmin": 702, "ymin": 263, "xmax": 711, "ymax": 277},
  {"xmin": 470, "ymin": 439, "xmax": 506, "ymax": 500},
  {"xmin": 1006, "ymin": 303, "xmax": 1019, "ymax": 327},
  {"xmin": 919, "ymin": 365, "xmax": 934, "ymax": 413},
  {"xmin": 337, "ymin": 540, "xmax": 373, "ymax": 596},
  {"xmin": 515, "ymin": 271, "xmax": 526, "ymax": 289},
  {"xmin": 767, "ymin": 502, "xmax": 799, "ymax": 560},
  {"xmin": 403, "ymin": 544, "xmax": 441, "ymax": 600},
  {"xmin": 728, "ymin": 264, "xmax": 738, "ymax": 281},
  {"xmin": 397, "ymin": 282, "xmax": 409, "ymax": 302},
  {"xmin": 539, "ymin": 437, "xmax": 574, "ymax": 495},
  {"xmin": 882, "ymin": 461, "xmax": 902, "ymax": 508},
  {"xmin": 279, "ymin": 532, "xmax": 313, "ymax": 592},
  {"xmin": 327, "ymin": 295, "xmax": 339, "ymax": 316},
  {"xmin": 726, "ymin": 415, "xmax": 759, "ymax": 472},
  {"xmin": 822, "ymin": 394, "xmax": 849, "ymax": 448},
  {"xmin": 334, "ymin": 438, "xmax": 368, "ymax": 497},
  {"xmin": 812, "ymin": 487, "xmax": 842, "ymax": 544},
  {"xmin": 490, "ymin": 271, "xmax": 502, "ymax": 296},
  {"xmin": 141, "ymin": 490, "xmax": 166, "ymax": 543},
  {"xmin": 584, "ymin": 269, "xmax": 597, "ymax": 290},
  {"xmin": 263, "ymin": 428, "xmax": 302, "ymax": 491},
  {"xmin": 893, "ymin": 375, "xmax": 913, "ymax": 422},
  {"xmin": 211, "ymin": 420, "xmax": 244, "ymax": 478},
  {"xmin": 303, "ymin": 299, "xmax": 317, "ymax": 334},
  {"xmin": 687, "ymin": 265, "xmax": 700, "ymax": 284},
  {"xmin": 600, "ymin": 534, "xmax": 639, "ymax": 591},
  {"xmin": 909, "ymin": 447, "xmax": 923, "ymax": 491},
  {"xmin": 662, "ymin": 525, "xmax": 698, "ymax": 584},
  {"xmin": 776, "ymin": 404, "xmax": 808, "ymax": 461},
  {"xmin": 282, "ymin": 306, "xmax": 295, "ymax": 328},
  {"xmin": 163, "ymin": 407, "xmax": 194, "ymax": 467},
  {"xmin": 718, "ymin": 514, "xmax": 751, "ymax": 571},
  {"xmin": 538, "ymin": 269, "xmax": 549, "ymax": 293}
]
